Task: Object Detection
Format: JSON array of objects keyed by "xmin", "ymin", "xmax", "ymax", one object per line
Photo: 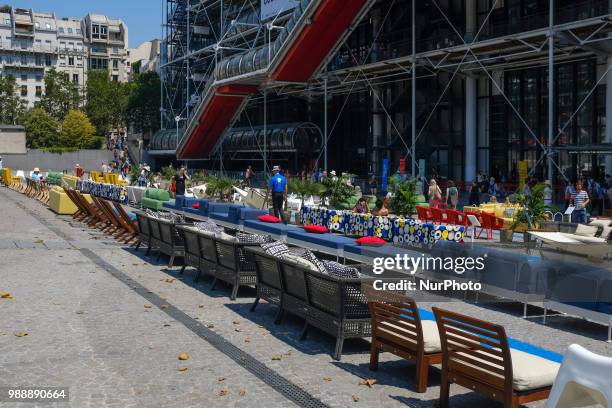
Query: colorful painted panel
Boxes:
[
  {"xmin": 301, "ymin": 207, "xmax": 465, "ymax": 244},
  {"xmin": 77, "ymin": 180, "xmax": 128, "ymax": 204}
]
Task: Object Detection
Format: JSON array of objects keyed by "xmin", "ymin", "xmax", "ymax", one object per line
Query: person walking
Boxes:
[
  {"xmin": 571, "ymin": 182, "xmax": 590, "ymax": 224},
  {"xmin": 446, "ymin": 180, "xmax": 459, "ymax": 210},
  {"xmin": 75, "ymin": 164, "xmax": 84, "ymax": 179},
  {"xmin": 268, "ymin": 165, "xmax": 287, "ymax": 223},
  {"xmin": 369, "ymin": 174, "xmax": 378, "ymax": 197},
  {"xmin": 564, "ymin": 181, "xmax": 575, "ymax": 210},
  {"xmin": 244, "ymin": 165, "xmax": 254, "ymax": 187},
  {"xmin": 428, "ymin": 179, "xmax": 442, "ymax": 207},
  {"xmin": 468, "ymin": 180, "xmax": 480, "ymax": 206},
  {"xmin": 173, "ymin": 166, "xmax": 190, "ymax": 196},
  {"xmin": 543, "ymin": 181, "xmax": 553, "ymax": 206},
  {"xmin": 138, "ymin": 164, "xmax": 149, "ymax": 187}
]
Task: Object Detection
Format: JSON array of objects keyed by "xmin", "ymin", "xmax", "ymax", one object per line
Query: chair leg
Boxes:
[
  {"xmin": 299, "ymin": 322, "xmax": 309, "ymax": 340},
  {"xmin": 134, "ymin": 241, "xmax": 141, "ymax": 251},
  {"xmin": 230, "ymin": 283, "xmax": 239, "ymax": 301},
  {"xmin": 210, "ymin": 278, "xmax": 218, "ymax": 290},
  {"xmin": 369, "ymin": 341, "xmax": 379, "ymax": 371},
  {"xmin": 145, "ymin": 243, "xmax": 151, "ymax": 256},
  {"xmin": 439, "ymin": 371, "xmax": 450, "ymax": 408},
  {"xmin": 250, "ymin": 297, "xmax": 260, "ymax": 312},
  {"xmin": 156, "ymin": 251, "xmax": 161, "ymax": 262},
  {"xmin": 415, "ymin": 357, "xmax": 430, "ymax": 393},
  {"xmin": 195, "ymin": 269, "xmax": 202, "ymax": 283},
  {"xmin": 179, "ymin": 264, "xmax": 186, "ymax": 275},
  {"xmin": 333, "ymin": 336, "xmax": 345, "ymax": 361},
  {"xmin": 273, "ymin": 308, "xmax": 284, "ymax": 325},
  {"xmin": 168, "ymin": 253, "xmax": 175, "ymax": 268}
]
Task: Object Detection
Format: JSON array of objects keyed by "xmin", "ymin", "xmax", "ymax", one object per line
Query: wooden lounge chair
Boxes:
[
  {"xmin": 112, "ymin": 202, "xmax": 139, "ymax": 244},
  {"xmin": 364, "ymin": 286, "xmax": 442, "ymax": 393},
  {"xmin": 63, "ymin": 188, "xmax": 89, "ymax": 221},
  {"xmin": 433, "ymin": 307, "xmax": 560, "ymax": 408},
  {"xmin": 96, "ymin": 198, "xmax": 136, "ymax": 244}
]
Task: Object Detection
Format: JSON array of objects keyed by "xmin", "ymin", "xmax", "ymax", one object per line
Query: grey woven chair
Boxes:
[
  {"xmin": 211, "ymin": 238, "xmax": 260, "ymax": 300},
  {"xmin": 248, "ymin": 248, "xmax": 285, "ymax": 324},
  {"xmin": 157, "ymin": 218, "xmax": 187, "ymax": 267}
]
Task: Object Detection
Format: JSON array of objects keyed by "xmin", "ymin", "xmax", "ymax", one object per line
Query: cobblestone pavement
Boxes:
[{"xmin": 0, "ymin": 187, "xmax": 610, "ymax": 408}]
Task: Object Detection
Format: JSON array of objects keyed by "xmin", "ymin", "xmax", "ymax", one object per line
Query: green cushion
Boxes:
[
  {"xmin": 157, "ymin": 189, "xmax": 170, "ymax": 201},
  {"xmin": 142, "ymin": 197, "xmax": 164, "ymax": 210},
  {"xmin": 415, "ymin": 194, "xmax": 427, "ymax": 204}
]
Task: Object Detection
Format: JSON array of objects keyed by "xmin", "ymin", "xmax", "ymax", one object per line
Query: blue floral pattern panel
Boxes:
[
  {"xmin": 301, "ymin": 206, "xmax": 466, "ymax": 245},
  {"xmin": 77, "ymin": 180, "xmax": 128, "ymax": 204}
]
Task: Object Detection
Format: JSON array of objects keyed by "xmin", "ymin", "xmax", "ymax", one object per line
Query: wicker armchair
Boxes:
[
  {"xmin": 177, "ymin": 226, "xmax": 204, "ymax": 282},
  {"xmin": 249, "ymin": 248, "xmax": 285, "ymax": 324},
  {"xmin": 211, "ymin": 238, "xmax": 260, "ymax": 300},
  {"xmin": 156, "ymin": 218, "xmax": 187, "ymax": 267},
  {"xmin": 134, "ymin": 211, "xmax": 153, "ymax": 255}
]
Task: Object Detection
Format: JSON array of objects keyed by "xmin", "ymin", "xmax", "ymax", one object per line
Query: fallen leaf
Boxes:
[
  {"xmin": 238, "ymin": 389, "xmax": 246, "ymax": 397},
  {"xmin": 234, "ymin": 328, "xmax": 241, "ymax": 332},
  {"xmin": 352, "ymin": 395, "xmax": 360, "ymax": 402},
  {"xmin": 144, "ymin": 305, "xmax": 152, "ymax": 309},
  {"xmin": 218, "ymin": 389, "xmax": 229, "ymax": 397},
  {"xmin": 323, "ymin": 377, "xmax": 332, "ymax": 382},
  {"xmin": 146, "ymin": 291, "xmax": 153, "ymax": 294},
  {"xmin": 198, "ymin": 304, "xmax": 205, "ymax": 308},
  {"xmin": 358, "ymin": 379, "xmax": 377, "ymax": 388},
  {"xmin": 165, "ymin": 278, "xmax": 175, "ymax": 283},
  {"xmin": 244, "ymin": 337, "xmax": 251, "ymax": 343},
  {"xmin": 178, "ymin": 366, "xmax": 188, "ymax": 372},
  {"xmin": 194, "ymin": 317, "xmax": 200, "ymax": 320},
  {"xmin": 217, "ymin": 377, "xmax": 225, "ymax": 382},
  {"xmin": 0, "ymin": 291, "xmax": 13, "ymax": 299},
  {"xmin": 206, "ymin": 323, "xmax": 215, "ymax": 329},
  {"xmin": 271, "ymin": 355, "xmax": 282, "ymax": 361},
  {"xmin": 161, "ymin": 304, "xmax": 169, "ymax": 309},
  {"xmin": 178, "ymin": 353, "xmax": 189, "ymax": 361},
  {"xmin": 232, "ymin": 321, "xmax": 240, "ymax": 325},
  {"xmin": 163, "ymin": 324, "xmax": 171, "ymax": 327},
  {"xmin": 35, "ymin": 239, "xmax": 44, "ymax": 244},
  {"xmin": 14, "ymin": 331, "xmax": 28, "ymax": 337}
]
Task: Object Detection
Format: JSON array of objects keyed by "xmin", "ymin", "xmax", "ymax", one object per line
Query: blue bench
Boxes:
[{"xmin": 243, "ymin": 219, "xmax": 294, "ymax": 238}]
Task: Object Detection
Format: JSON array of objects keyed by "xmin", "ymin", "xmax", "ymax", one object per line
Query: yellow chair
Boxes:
[
  {"xmin": 62, "ymin": 175, "xmax": 79, "ymax": 189},
  {"xmin": 48, "ymin": 187, "xmax": 78, "ymax": 215}
]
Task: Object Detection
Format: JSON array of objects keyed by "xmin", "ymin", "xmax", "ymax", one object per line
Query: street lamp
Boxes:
[{"xmin": 174, "ymin": 115, "xmax": 181, "ymax": 151}]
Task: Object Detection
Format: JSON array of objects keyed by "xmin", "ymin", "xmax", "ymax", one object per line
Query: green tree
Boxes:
[
  {"xmin": 85, "ymin": 70, "xmax": 128, "ymax": 136},
  {"xmin": 60, "ymin": 110, "xmax": 95, "ymax": 148},
  {"xmin": 125, "ymin": 71, "xmax": 161, "ymax": 135},
  {"xmin": 0, "ymin": 75, "xmax": 27, "ymax": 124},
  {"xmin": 37, "ymin": 68, "xmax": 81, "ymax": 120},
  {"xmin": 19, "ymin": 107, "xmax": 59, "ymax": 148}
]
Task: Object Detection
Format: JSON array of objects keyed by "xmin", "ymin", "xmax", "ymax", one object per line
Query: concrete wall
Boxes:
[
  {"xmin": 2, "ymin": 149, "xmax": 114, "ymax": 173},
  {"xmin": 0, "ymin": 128, "xmax": 27, "ymax": 154}
]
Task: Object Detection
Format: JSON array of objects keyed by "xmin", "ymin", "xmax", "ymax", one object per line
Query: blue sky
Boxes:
[{"xmin": 6, "ymin": 0, "xmax": 161, "ymax": 47}]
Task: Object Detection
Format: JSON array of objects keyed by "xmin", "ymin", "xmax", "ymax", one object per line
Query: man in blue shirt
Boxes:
[
  {"xmin": 31, "ymin": 167, "xmax": 41, "ymax": 181},
  {"xmin": 268, "ymin": 165, "xmax": 287, "ymax": 223}
]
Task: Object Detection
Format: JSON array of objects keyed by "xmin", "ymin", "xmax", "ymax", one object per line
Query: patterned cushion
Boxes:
[
  {"xmin": 261, "ymin": 240, "xmax": 290, "ymax": 257},
  {"xmin": 303, "ymin": 250, "xmax": 328, "ymax": 274},
  {"xmin": 194, "ymin": 221, "xmax": 223, "ymax": 234},
  {"xmin": 236, "ymin": 233, "xmax": 273, "ymax": 244},
  {"xmin": 281, "ymin": 253, "xmax": 318, "ymax": 271},
  {"xmin": 216, "ymin": 231, "xmax": 237, "ymax": 242},
  {"xmin": 322, "ymin": 260, "xmax": 360, "ymax": 279}
]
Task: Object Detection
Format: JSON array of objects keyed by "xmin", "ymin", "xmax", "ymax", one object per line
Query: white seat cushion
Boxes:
[
  {"xmin": 377, "ymin": 319, "xmax": 441, "ymax": 354},
  {"xmin": 574, "ymin": 224, "xmax": 599, "ymax": 237},
  {"xmin": 511, "ymin": 349, "xmax": 560, "ymax": 391},
  {"xmin": 421, "ymin": 320, "xmax": 442, "ymax": 353}
]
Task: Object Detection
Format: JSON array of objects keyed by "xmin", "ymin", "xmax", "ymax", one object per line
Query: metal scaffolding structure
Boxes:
[{"xmin": 158, "ymin": 0, "xmax": 612, "ymax": 184}]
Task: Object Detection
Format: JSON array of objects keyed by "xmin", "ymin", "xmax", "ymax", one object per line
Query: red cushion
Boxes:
[
  {"xmin": 303, "ymin": 224, "xmax": 329, "ymax": 234},
  {"xmin": 191, "ymin": 202, "xmax": 201, "ymax": 209},
  {"xmin": 356, "ymin": 236, "xmax": 387, "ymax": 246},
  {"xmin": 257, "ymin": 215, "xmax": 281, "ymax": 223}
]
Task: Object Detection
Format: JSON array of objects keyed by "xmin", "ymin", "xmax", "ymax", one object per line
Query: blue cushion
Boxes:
[
  {"xmin": 244, "ymin": 219, "xmax": 293, "ymax": 235},
  {"xmin": 182, "ymin": 197, "xmax": 200, "ymax": 208},
  {"xmin": 208, "ymin": 203, "xmax": 235, "ymax": 214},
  {"xmin": 240, "ymin": 208, "xmax": 268, "ymax": 220},
  {"xmin": 175, "ymin": 195, "xmax": 185, "ymax": 209},
  {"xmin": 125, "ymin": 210, "xmax": 137, "ymax": 222},
  {"xmin": 210, "ymin": 212, "xmax": 233, "ymax": 223},
  {"xmin": 286, "ymin": 229, "xmax": 355, "ymax": 249},
  {"xmin": 183, "ymin": 207, "xmax": 207, "ymax": 218},
  {"xmin": 162, "ymin": 201, "xmax": 177, "ymax": 210}
]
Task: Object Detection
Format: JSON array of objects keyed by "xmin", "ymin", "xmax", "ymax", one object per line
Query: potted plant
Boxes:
[
  {"xmin": 510, "ymin": 183, "xmax": 549, "ymax": 244},
  {"xmin": 389, "ymin": 178, "xmax": 419, "ymax": 217},
  {"xmin": 321, "ymin": 175, "xmax": 356, "ymax": 209},
  {"xmin": 288, "ymin": 179, "xmax": 325, "ymax": 223}
]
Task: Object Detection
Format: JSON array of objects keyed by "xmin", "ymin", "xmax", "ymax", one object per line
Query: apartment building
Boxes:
[
  {"xmin": 0, "ymin": 6, "xmax": 128, "ymax": 107},
  {"xmin": 127, "ymin": 38, "xmax": 160, "ymax": 80}
]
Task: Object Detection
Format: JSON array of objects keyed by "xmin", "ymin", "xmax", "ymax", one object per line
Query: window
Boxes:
[
  {"xmin": 58, "ymin": 27, "xmax": 64, "ymax": 34},
  {"xmin": 68, "ymin": 42, "xmax": 74, "ymax": 49},
  {"xmin": 67, "ymin": 27, "xmax": 73, "ymax": 34},
  {"xmin": 90, "ymin": 58, "xmax": 108, "ymax": 70},
  {"xmin": 60, "ymin": 41, "xmax": 66, "ymax": 49},
  {"xmin": 20, "ymin": 74, "xmax": 27, "ymax": 81},
  {"xmin": 35, "ymin": 86, "xmax": 42, "ymax": 97},
  {"xmin": 35, "ymin": 75, "xmax": 42, "ymax": 82},
  {"xmin": 45, "ymin": 54, "xmax": 51, "ymax": 66},
  {"xmin": 45, "ymin": 23, "xmax": 51, "ymax": 30},
  {"xmin": 20, "ymin": 40, "xmax": 26, "ymax": 49},
  {"xmin": 76, "ymin": 28, "xmax": 82, "ymax": 35},
  {"xmin": 112, "ymin": 59, "xmax": 118, "ymax": 69},
  {"xmin": 68, "ymin": 56, "xmax": 74, "ymax": 66},
  {"xmin": 20, "ymin": 55, "xmax": 27, "ymax": 65},
  {"xmin": 72, "ymin": 73, "xmax": 79, "ymax": 83},
  {"xmin": 35, "ymin": 54, "xmax": 42, "ymax": 65},
  {"xmin": 112, "ymin": 74, "xmax": 118, "ymax": 82},
  {"xmin": 5, "ymin": 19, "xmax": 10, "ymax": 25},
  {"xmin": 35, "ymin": 22, "xmax": 39, "ymax": 29},
  {"xmin": 112, "ymin": 46, "xmax": 118, "ymax": 54},
  {"xmin": 20, "ymin": 85, "xmax": 27, "ymax": 96}
]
